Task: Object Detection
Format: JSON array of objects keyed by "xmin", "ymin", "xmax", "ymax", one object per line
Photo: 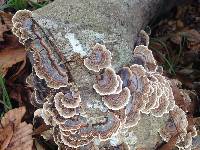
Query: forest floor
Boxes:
[{"xmin": 0, "ymin": 0, "xmax": 199, "ymax": 149}]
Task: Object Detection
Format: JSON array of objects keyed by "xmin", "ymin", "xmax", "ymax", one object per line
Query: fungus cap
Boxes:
[
  {"xmin": 102, "ymin": 87, "xmax": 130, "ymax": 110},
  {"xmin": 54, "ymin": 92, "xmax": 77, "ymax": 119},
  {"xmin": 117, "ymin": 67, "xmax": 132, "ymax": 88},
  {"xmin": 93, "ymin": 67, "xmax": 119, "ymax": 95},
  {"xmin": 133, "ymin": 45, "xmax": 157, "ymax": 71},
  {"xmin": 128, "ymin": 64, "xmax": 150, "ymax": 94},
  {"xmin": 84, "ymin": 43, "xmax": 112, "ymax": 72}
]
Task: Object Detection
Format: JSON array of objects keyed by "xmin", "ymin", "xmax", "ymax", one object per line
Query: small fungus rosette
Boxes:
[{"xmin": 84, "ymin": 43, "xmax": 112, "ymax": 72}]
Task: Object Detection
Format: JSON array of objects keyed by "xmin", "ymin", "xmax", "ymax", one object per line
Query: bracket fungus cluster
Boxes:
[
  {"xmin": 12, "ymin": 10, "xmax": 197, "ymax": 150},
  {"xmin": 12, "ymin": 10, "xmax": 70, "ymax": 89}
]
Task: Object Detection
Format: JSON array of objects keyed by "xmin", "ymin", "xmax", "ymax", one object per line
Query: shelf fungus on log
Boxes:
[
  {"xmin": 135, "ymin": 30, "xmax": 150, "ymax": 47},
  {"xmin": 26, "ymin": 71, "xmax": 50, "ymax": 107},
  {"xmin": 54, "ymin": 95, "xmax": 77, "ymax": 119},
  {"xmin": 84, "ymin": 43, "xmax": 112, "ymax": 72},
  {"xmin": 117, "ymin": 67, "xmax": 132, "ymax": 88},
  {"xmin": 141, "ymin": 83, "xmax": 158, "ymax": 114},
  {"xmin": 55, "ymin": 112, "xmax": 121, "ymax": 148},
  {"xmin": 93, "ymin": 67, "xmax": 119, "ymax": 95},
  {"xmin": 12, "ymin": 11, "xmax": 196, "ymax": 149},
  {"xmin": 114, "ymin": 75, "xmax": 123, "ymax": 94},
  {"xmin": 95, "ymin": 112, "xmax": 121, "ymax": 140},
  {"xmin": 31, "ymin": 41, "xmax": 69, "ymax": 89}
]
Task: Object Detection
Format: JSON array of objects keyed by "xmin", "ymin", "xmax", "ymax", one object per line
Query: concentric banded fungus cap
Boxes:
[
  {"xmin": 150, "ymin": 92, "xmax": 170, "ymax": 117},
  {"xmin": 55, "ymin": 88, "xmax": 81, "ymax": 109},
  {"xmin": 12, "ymin": 9, "xmax": 32, "ymax": 24},
  {"xmin": 141, "ymin": 83, "xmax": 158, "ymax": 114},
  {"xmin": 125, "ymin": 110, "xmax": 141, "ymax": 128},
  {"xmin": 115, "ymin": 75, "xmax": 123, "ymax": 94},
  {"xmin": 84, "ymin": 43, "xmax": 112, "ymax": 72},
  {"xmin": 124, "ymin": 93, "xmax": 145, "ymax": 127},
  {"xmin": 42, "ymin": 97, "xmax": 68, "ymax": 125},
  {"xmin": 59, "ymin": 115, "xmax": 87, "ymax": 131},
  {"xmin": 128, "ymin": 64, "xmax": 150, "ymax": 94},
  {"xmin": 60, "ymin": 132, "xmax": 95, "ymax": 148},
  {"xmin": 133, "ymin": 45, "xmax": 157, "ymax": 71},
  {"xmin": 150, "ymin": 75, "xmax": 171, "ymax": 117},
  {"xmin": 58, "ymin": 142, "xmax": 98, "ymax": 150},
  {"xmin": 99, "ymin": 142, "xmax": 130, "ymax": 150},
  {"xmin": 102, "ymin": 87, "xmax": 130, "ymax": 110},
  {"xmin": 26, "ymin": 72, "xmax": 50, "ymax": 108},
  {"xmin": 117, "ymin": 67, "xmax": 132, "ymax": 88},
  {"xmin": 166, "ymin": 82, "xmax": 175, "ymax": 111},
  {"xmin": 159, "ymin": 105, "xmax": 188, "ymax": 143},
  {"xmin": 94, "ymin": 112, "xmax": 121, "ymax": 140},
  {"xmin": 176, "ymin": 132, "xmax": 193, "ymax": 149},
  {"xmin": 12, "ymin": 10, "xmax": 33, "ymax": 43},
  {"xmin": 54, "ymin": 92, "xmax": 77, "ymax": 119},
  {"xmin": 53, "ymin": 126, "xmax": 65, "ymax": 146},
  {"xmin": 32, "ymin": 47, "xmax": 69, "ymax": 89},
  {"xmin": 93, "ymin": 67, "xmax": 119, "ymax": 95}
]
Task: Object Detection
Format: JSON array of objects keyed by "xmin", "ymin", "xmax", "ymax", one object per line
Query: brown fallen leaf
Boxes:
[
  {"xmin": 1, "ymin": 105, "xmax": 26, "ymax": 128},
  {"xmin": 0, "ymin": 124, "xmax": 14, "ymax": 150},
  {"xmin": 0, "ymin": 47, "xmax": 26, "ymax": 76},
  {"xmin": 159, "ymin": 133, "xmax": 179, "ymax": 150},
  {"xmin": 0, "ymin": 12, "xmax": 13, "ymax": 42},
  {"xmin": 0, "ymin": 11, "xmax": 26, "ymax": 77},
  {"xmin": 170, "ymin": 80, "xmax": 191, "ymax": 112},
  {"xmin": 0, "ymin": 107, "xmax": 33, "ymax": 150}
]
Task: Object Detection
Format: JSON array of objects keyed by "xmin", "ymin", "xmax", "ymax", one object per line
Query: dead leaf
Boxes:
[
  {"xmin": 34, "ymin": 140, "xmax": 45, "ymax": 150},
  {"xmin": 0, "ymin": 107, "xmax": 33, "ymax": 150},
  {"xmin": 0, "ymin": 47, "xmax": 26, "ymax": 76},
  {"xmin": 1, "ymin": 106, "xmax": 26, "ymax": 128},
  {"xmin": 0, "ymin": 125, "xmax": 14, "ymax": 150},
  {"xmin": 184, "ymin": 29, "xmax": 200, "ymax": 52},
  {"xmin": 170, "ymin": 80, "xmax": 191, "ymax": 112},
  {"xmin": 159, "ymin": 133, "xmax": 179, "ymax": 150},
  {"xmin": 7, "ymin": 122, "xmax": 33, "ymax": 150},
  {"xmin": 0, "ymin": 12, "xmax": 13, "ymax": 42},
  {"xmin": 33, "ymin": 123, "xmax": 49, "ymax": 136},
  {"xmin": 0, "ymin": 11, "xmax": 26, "ymax": 77}
]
